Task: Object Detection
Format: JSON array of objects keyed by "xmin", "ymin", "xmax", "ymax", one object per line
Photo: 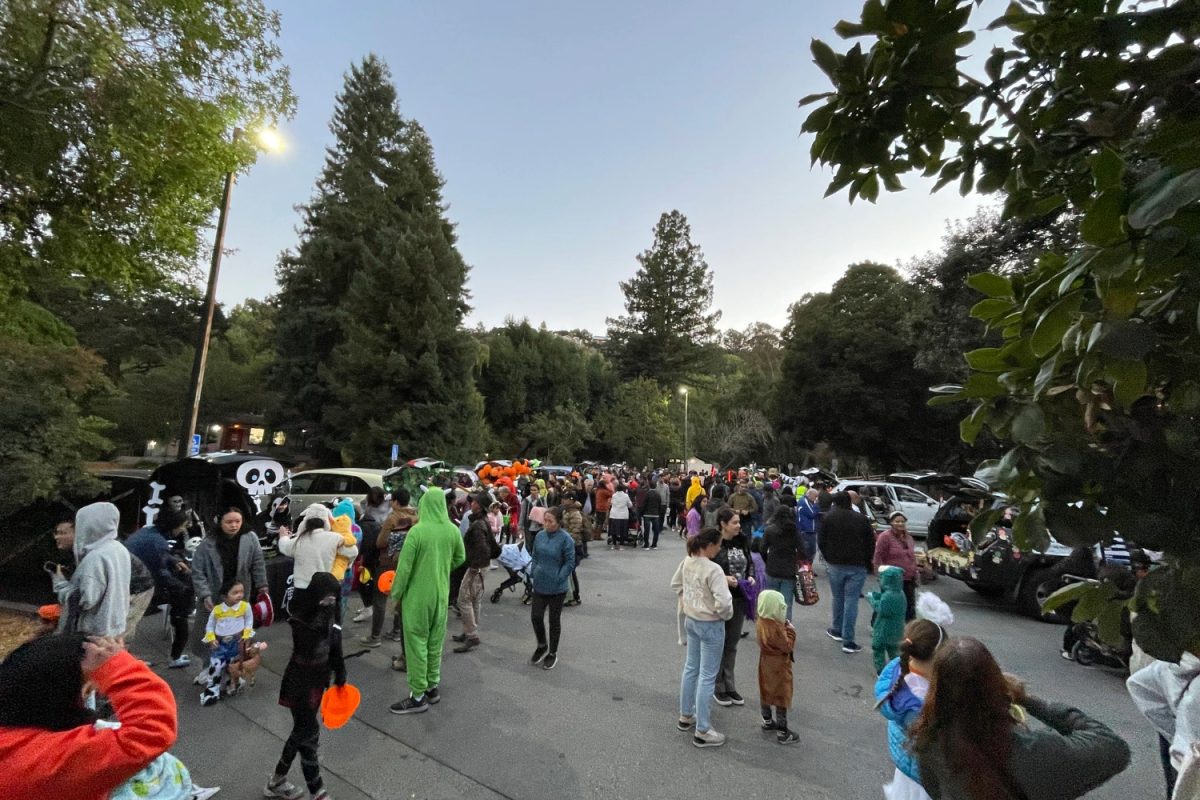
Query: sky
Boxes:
[{"xmin": 215, "ymin": 0, "xmax": 987, "ymax": 334}]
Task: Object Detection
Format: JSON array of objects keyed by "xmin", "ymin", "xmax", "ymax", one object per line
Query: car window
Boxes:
[
  {"xmin": 349, "ymin": 477, "xmax": 371, "ymax": 494},
  {"xmin": 309, "ymin": 474, "xmax": 342, "ymax": 495},
  {"xmin": 289, "ymin": 475, "xmax": 316, "ymax": 494},
  {"xmin": 895, "ymin": 487, "xmax": 930, "ymax": 504}
]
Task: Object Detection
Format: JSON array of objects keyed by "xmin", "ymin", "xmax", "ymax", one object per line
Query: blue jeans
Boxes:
[
  {"xmin": 764, "ymin": 576, "xmax": 795, "ymax": 621},
  {"xmin": 827, "ymin": 564, "xmax": 867, "ymax": 645},
  {"xmin": 680, "ymin": 617, "xmax": 725, "ymax": 733}
]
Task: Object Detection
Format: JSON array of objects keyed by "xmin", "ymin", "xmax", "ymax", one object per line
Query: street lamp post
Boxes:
[
  {"xmin": 679, "ymin": 387, "xmax": 689, "ymax": 471},
  {"xmin": 177, "ymin": 127, "xmax": 281, "ymax": 458}
]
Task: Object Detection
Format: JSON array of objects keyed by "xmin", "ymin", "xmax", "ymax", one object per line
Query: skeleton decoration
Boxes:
[{"xmin": 236, "ymin": 459, "xmax": 286, "ymax": 499}]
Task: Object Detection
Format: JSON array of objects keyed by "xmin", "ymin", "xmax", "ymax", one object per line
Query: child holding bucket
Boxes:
[{"xmin": 265, "ymin": 572, "xmax": 346, "ymax": 800}]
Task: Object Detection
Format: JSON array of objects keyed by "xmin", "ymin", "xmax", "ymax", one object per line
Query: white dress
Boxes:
[{"xmin": 883, "ymin": 672, "xmax": 933, "ymax": 800}]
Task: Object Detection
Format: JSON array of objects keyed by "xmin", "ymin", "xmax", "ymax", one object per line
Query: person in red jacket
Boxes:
[{"xmin": 0, "ymin": 633, "xmax": 178, "ymax": 799}]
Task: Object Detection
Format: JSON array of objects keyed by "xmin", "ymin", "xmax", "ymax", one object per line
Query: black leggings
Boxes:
[
  {"xmin": 276, "ymin": 703, "xmax": 322, "ymax": 794},
  {"xmin": 531, "ymin": 592, "xmax": 565, "ymax": 653},
  {"xmin": 166, "ymin": 584, "xmax": 193, "ymax": 660}
]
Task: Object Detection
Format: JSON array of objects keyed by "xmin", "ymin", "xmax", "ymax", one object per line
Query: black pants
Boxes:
[
  {"xmin": 903, "ymin": 580, "xmax": 916, "ymax": 622},
  {"xmin": 370, "ymin": 587, "xmax": 403, "ymax": 646},
  {"xmin": 276, "ymin": 703, "xmax": 322, "ymax": 794},
  {"xmin": 531, "ymin": 592, "xmax": 566, "ymax": 654},
  {"xmin": 164, "ymin": 583, "xmax": 193, "ymax": 660},
  {"xmin": 715, "ymin": 595, "xmax": 746, "ymax": 695},
  {"xmin": 448, "ymin": 562, "xmax": 468, "ymax": 605}
]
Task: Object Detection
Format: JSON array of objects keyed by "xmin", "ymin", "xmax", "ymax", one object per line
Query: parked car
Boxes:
[
  {"xmin": 834, "ymin": 480, "xmax": 939, "ymax": 536},
  {"xmin": 287, "ymin": 468, "xmax": 386, "ymax": 511},
  {"xmin": 887, "ymin": 471, "xmax": 990, "ymax": 501}
]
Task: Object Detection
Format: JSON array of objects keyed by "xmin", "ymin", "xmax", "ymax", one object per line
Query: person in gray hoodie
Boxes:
[{"xmin": 52, "ymin": 502, "xmax": 131, "ymax": 637}]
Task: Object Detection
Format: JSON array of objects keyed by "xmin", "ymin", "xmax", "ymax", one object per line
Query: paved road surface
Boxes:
[{"xmin": 135, "ymin": 536, "xmax": 1158, "ymax": 799}]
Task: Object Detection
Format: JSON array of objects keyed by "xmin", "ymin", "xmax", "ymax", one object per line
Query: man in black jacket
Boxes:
[
  {"xmin": 819, "ymin": 492, "xmax": 876, "ymax": 654},
  {"xmin": 452, "ymin": 494, "xmax": 499, "ymax": 653}
]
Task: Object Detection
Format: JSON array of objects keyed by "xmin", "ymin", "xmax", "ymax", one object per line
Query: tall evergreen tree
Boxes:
[
  {"xmin": 272, "ymin": 56, "xmax": 485, "ymax": 464},
  {"xmin": 606, "ymin": 211, "xmax": 720, "ymax": 388}
]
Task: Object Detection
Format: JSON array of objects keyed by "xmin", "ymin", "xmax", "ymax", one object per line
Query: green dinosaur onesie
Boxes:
[
  {"xmin": 391, "ymin": 487, "xmax": 465, "ymax": 699},
  {"xmin": 868, "ymin": 565, "xmax": 907, "ymax": 674}
]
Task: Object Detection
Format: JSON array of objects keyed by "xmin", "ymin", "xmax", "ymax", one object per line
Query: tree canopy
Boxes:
[{"xmin": 804, "ymin": 0, "xmax": 1200, "ymax": 660}]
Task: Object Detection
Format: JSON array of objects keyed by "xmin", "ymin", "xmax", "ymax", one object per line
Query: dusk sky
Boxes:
[{"xmin": 216, "ymin": 0, "xmax": 987, "ymax": 333}]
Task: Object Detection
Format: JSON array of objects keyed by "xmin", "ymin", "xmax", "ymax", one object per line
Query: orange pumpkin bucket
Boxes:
[
  {"xmin": 320, "ymin": 683, "xmax": 361, "ymax": 729},
  {"xmin": 376, "ymin": 570, "xmax": 396, "ymax": 593}
]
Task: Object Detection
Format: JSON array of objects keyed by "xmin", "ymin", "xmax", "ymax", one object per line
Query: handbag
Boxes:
[{"xmin": 796, "ymin": 563, "xmax": 819, "ymax": 606}]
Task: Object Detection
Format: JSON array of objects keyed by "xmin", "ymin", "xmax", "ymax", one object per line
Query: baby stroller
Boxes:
[{"xmin": 491, "ymin": 542, "xmax": 532, "ymax": 605}]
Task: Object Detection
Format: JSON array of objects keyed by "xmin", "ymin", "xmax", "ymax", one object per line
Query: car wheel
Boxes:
[{"xmin": 1017, "ymin": 567, "xmax": 1068, "ymax": 623}]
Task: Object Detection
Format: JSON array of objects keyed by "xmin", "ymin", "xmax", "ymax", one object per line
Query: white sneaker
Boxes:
[
  {"xmin": 351, "ymin": 607, "xmax": 371, "ymax": 623},
  {"xmin": 693, "ymin": 728, "xmax": 726, "ymax": 748},
  {"xmin": 167, "ymin": 654, "xmax": 191, "ymax": 669}
]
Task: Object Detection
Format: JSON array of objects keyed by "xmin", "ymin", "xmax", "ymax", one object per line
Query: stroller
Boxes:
[{"xmin": 491, "ymin": 542, "xmax": 533, "ymax": 604}]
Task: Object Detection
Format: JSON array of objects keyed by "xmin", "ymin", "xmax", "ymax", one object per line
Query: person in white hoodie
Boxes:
[
  {"xmin": 52, "ymin": 502, "xmax": 131, "ymax": 638},
  {"xmin": 1128, "ymin": 651, "xmax": 1200, "ymax": 799},
  {"xmin": 670, "ymin": 527, "xmax": 734, "ymax": 748},
  {"xmin": 278, "ymin": 504, "xmax": 358, "ymax": 590}
]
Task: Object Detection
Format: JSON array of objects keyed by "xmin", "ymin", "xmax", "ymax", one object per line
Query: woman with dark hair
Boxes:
[
  {"xmin": 527, "ymin": 507, "xmax": 575, "ymax": 671},
  {"xmin": 671, "ymin": 527, "xmax": 732, "ymax": 747},
  {"xmin": 190, "ymin": 508, "xmax": 267, "ymax": 658},
  {"xmin": 911, "ymin": 637, "xmax": 1130, "ymax": 800},
  {"xmin": 712, "ymin": 507, "xmax": 753, "ymax": 707},
  {"xmin": 0, "ymin": 634, "xmax": 178, "ymax": 798},
  {"xmin": 686, "ymin": 495, "xmax": 707, "ymax": 539},
  {"xmin": 758, "ymin": 505, "xmax": 801, "ymax": 621}
]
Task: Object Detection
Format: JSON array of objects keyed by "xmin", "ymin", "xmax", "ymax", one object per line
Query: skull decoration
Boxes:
[{"xmin": 236, "ymin": 459, "xmax": 286, "ymax": 498}]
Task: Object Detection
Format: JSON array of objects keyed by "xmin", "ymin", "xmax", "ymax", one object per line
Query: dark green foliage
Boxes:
[
  {"xmin": 807, "ymin": 0, "xmax": 1200, "ymax": 659},
  {"xmin": 606, "ymin": 211, "xmax": 721, "ymax": 388},
  {"xmin": 272, "ymin": 56, "xmax": 486, "ymax": 465},
  {"xmin": 591, "ymin": 378, "xmax": 677, "ymax": 467},
  {"xmin": 774, "ymin": 263, "xmax": 958, "ymax": 471},
  {"xmin": 476, "ymin": 321, "xmax": 616, "ymax": 456}
]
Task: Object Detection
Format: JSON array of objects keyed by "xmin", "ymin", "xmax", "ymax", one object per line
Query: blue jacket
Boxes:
[
  {"xmin": 125, "ymin": 525, "xmax": 175, "ymax": 586},
  {"xmin": 529, "ymin": 529, "xmax": 575, "ymax": 595},
  {"xmin": 796, "ymin": 498, "xmax": 818, "ymax": 534},
  {"xmin": 874, "ymin": 657, "xmax": 924, "ymax": 782}
]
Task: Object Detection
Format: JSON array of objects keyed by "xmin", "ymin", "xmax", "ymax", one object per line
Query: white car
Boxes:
[
  {"xmin": 287, "ymin": 468, "xmax": 387, "ymax": 512},
  {"xmin": 833, "ymin": 480, "xmax": 939, "ymax": 537}
]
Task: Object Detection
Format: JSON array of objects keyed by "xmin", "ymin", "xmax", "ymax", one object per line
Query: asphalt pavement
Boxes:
[{"xmin": 136, "ymin": 534, "xmax": 1160, "ymax": 800}]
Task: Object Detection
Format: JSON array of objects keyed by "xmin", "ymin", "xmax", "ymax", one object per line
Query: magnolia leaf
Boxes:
[
  {"xmin": 811, "ymin": 39, "xmax": 840, "ymax": 78},
  {"xmin": 1080, "ymin": 190, "xmax": 1125, "ymax": 246},
  {"xmin": 1031, "ymin": 292, "xmax": 1082, "ymax": 357},
  {"xmin": 1107, "ymin": 359, "xmax": 1148, "ymax": 407},
  {"xmin": 971, "ymin": 298, "xmax": 1015, "ymax": 322},
  {"xmin": 1011, "ymin": 403, "xmax": 1046, "ymax": 444},
  {"xmin": 965, "ymin": 347, "xmax": 1006, "ymax": 372},
  {"xmin": 1128, "ymin": 168, "xmax": 1200, "ymax": 230},
  {"xmin": 966, "ymin": 272, "xmax": 1013, "ymax": 298},
  {"xmin": 1041, "ymin": 580, "xmax": 1094, "ymax": 613}
]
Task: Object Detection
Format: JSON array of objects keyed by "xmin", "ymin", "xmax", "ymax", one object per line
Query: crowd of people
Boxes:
[{"xmin": 0, "ymin": 465, "xmax": 1195, "ymax": 800}]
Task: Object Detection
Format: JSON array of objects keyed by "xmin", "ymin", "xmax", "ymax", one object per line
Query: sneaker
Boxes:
[
  {"xmin": 453, "ymin": 637, "xmax": 480, "ymax": 653},
  {"xmin": 383, "ymin": 629, "xmax": 404, "ymax": 642},
  {"xmin": 451, "ymin": 633, "xmax": 468, "ymax": 643},
  {"xmin": 351, "ymin": 607, "xmax": 370, "ymax": 623},
  {"xmin": 358, "ymin": 635, "xmax": 382, "ymax": 648},
  {"xmin": 777, "ymin": 730, "xmax": 800, "ymax": 745},
  {"xmin": 761, "ymin": 717, "xmax": 781, "ymax": 731},
  {"xmin": 521, "ymin": 595, "xmax": 532, "ymax": 605},
  {"xmin": 263, "ymin": 776, "xmax": 304, "ymax": 799},
  {"xmin": 842, "ymin": 642, "xmax": 863, "ymax": 654},
  {"xmin": 727, "ymin": 690, "xmax": 745, "ymax": 706},
  {"xmin": 389, "ymin": 694, "xmax": 428, "ymax": 714},
  {"xmin": 1060, "ymin": 649, "xmax": 1073, "ymax": 660},
  {"xmin": 391, "ymin": 655, "xmax": 407, "ymax": 672},
  {"xmin": 825, "ymin": 627, "xmax": 844, "ymax": 642},
  {"xmin": 426, "ymin": 686, "xmax": 441, "ymax": 705},
  {"xmin": 693, "ymin": 728, "xmax": 726, "ymax": 748},
  {"xmin": 192, "ymin": 787, "xmax": 220, "ymax": 800},
  {"xmin": 650, "ymin": 546, "xmax": 658, "ymax": 550},
  {"xmin": 564, "ymin": 598, "xmax": 581, "ymax": 607},
  {"xmin": 677, "ymin": 715, "xmax": 696, "ymax": 731},
  {"xmin": 167, "ymin": 654, "xmax": 191, "ymax": 669},
  {"xmin": 542, "ymin": 653, "xmax": 558, "ymax": 670},
  {"xmin": 311, "ymin": 791, "xmax": 333, "ymax": 800},
  {"xmin": 713, "ymin": 693, "xmax": 733, "ymax": 707},
  {"xmin": 490, "ymin": 589, "xmax": 503, "ymax": 604},
  {"xmin": 530, "ymin": 645, "xmax": 548, "ymax": 665}
]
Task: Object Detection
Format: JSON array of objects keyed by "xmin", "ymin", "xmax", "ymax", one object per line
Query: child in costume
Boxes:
[
  {"xmin": 199, "ymin": 579, "xmax": 254, "ymax": 706},
  {"xmin": 756, "ymin": 589, "xmax": 799, "ymax": 744},
  {"xmin": 873, "ymin": 592, "xmax": 954, "ymax": 800},
  {"xmin": 868, "ymin": 566, "xmax": 907, "ymax": 675},
  {"xmin": 265, "ymin": 572, "xmax": 346, "ymax": 800}
]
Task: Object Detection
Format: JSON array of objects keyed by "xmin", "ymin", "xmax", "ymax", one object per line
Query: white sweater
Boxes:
[
  {"xmin": 278, "ymin": 529, "xmax": 358, "ymax": 589},
  {"xmin": 670, "ymin": 556, "xmax": 734, "ymax": 622}
]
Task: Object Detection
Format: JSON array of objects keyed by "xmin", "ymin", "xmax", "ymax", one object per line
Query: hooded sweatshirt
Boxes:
[
  {"xmin": 278, "ymin": 503, "xmax": 358, "ymax": 588},
  {"xmin": 54, "ymin": 503, "xmax": 131, "ymax": 637},
  {"xmin": 685, "ymin": 477, "xmax": 706, "ymax": 511}
]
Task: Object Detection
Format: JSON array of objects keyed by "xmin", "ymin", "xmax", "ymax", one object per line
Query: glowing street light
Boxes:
[{"xmin": 679, "ymin": 386, "xmax": 689, "ymax": 468}]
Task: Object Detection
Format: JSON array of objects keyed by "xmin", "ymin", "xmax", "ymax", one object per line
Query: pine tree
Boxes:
[
  {"xmin": 606, "ymin": 211, "xmax": 720, "ymax": 388},
  {"xmin": 271, "ymin": 55, "xmax": 485, "ymax": 464}
]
